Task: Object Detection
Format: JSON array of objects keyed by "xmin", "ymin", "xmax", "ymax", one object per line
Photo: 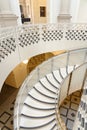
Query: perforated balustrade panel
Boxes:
[
  {"xmin": 0, "ymin": 37, "xmax": 16, "ymax": 62},
  {"xmin": 65, "ymin": 30, "xmax": 87, "ymax": 41},
  {"xmin": 42, "ymin": 30, "xmax": 63, "ymax": 42},
  {"xmin": 65, "ymin": 24, "xmax": 87, "ymax": 41},
  {"xmin": 18, "ymin": 26, "xmax": 40, "ymax": 47},
  {"xmin": 42, "ymin": 24, "xmax": 63, "ymax": 42}
]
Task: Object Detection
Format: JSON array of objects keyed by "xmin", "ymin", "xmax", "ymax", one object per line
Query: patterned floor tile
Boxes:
[
  {"xmin": 1, "ymin": 126, "xmax": 11, "ymax": 130},
  {"xmin": 0, "ymin": 85, "xmax": 19, "ymax": 130},
  {"xmin": 5, "ymin": 117, "xmax": 13, "ymax": 130},
  {"xmin": 62, "ymin": 99, "xmax": 71, "ymax": 108},
  {"xmin": 60, "ymin": 115, "xmax": 67, "ymax": 124},
  {"xmin": 60, "ymin": 107, "xmax": 68, "ymax": 116},
  {"xmin": 67, "ymin": 119, "xmax": 74, "ymax": 129},
  {"xmin": 66, "ymin": 95, "xmax": 71, "ymax": 101},
  {"xmin": 60, "ymin": 90, "xmax": 82, "ymax": 130},
  {"xmin": 71, "ymin": 95, "xmax": 80, "ymax": 104},
  {"xmin": 0, "ymin": 112, "xmax": 11, "ymax": 124},
  {"xmin": 70, "ymin": 103, "xmax": 79, "ymax": 110},
  {"xmin": 73, "ymin": 91, "xmax": 81, "ymax": 97},
  {"xmin": 0, "ymin": 121, "xmax": 4, "ymax": 129},
  {"xmin": 67, "ymin": 109, "xmax": 76, "ymax": 121}
]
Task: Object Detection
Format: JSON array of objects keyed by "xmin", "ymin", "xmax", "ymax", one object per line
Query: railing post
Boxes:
[
  {"xmin": 84, "ymin": 50, "xmax": 87, "ymax": 63},
  {"xmin": 39, "ymin": 24, "xmax": 42, "ymax": 42},
  {"xmin": 51, "ymin": 57, "xmax": 54, "ymax": 72},
  {"xmin": 66, "ymin": 51, "xmax": 70, "ymax": 74},
  {"xmin": 37, "ymin": 67, "xmax": 40, "ymax": 81},
  {"xmin": 81, "ymin": 69, "xmax": 87, "ymax": 90},
  {"xmin": 67, "ymin": 72, "xmax": 72, "ymax": 96},
  {"xmin": 15, "ymin": 27, "xmax": 21, "ymax": 62}
]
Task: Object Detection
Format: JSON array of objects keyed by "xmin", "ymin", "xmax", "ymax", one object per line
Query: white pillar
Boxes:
[
  {"xmin": 0, "ymin": 0, "xmax": 11, "ymax": 13},
  {"xmin": 0, "ymin": 0, "xmax": 21, "ymax": 27},
  {"xmin": 58, "ymin": 0, "xmax": 72, "ymax": 23},
  {"xmin": 47, "ymin": 0, "xmax": 60, "ymax": 23},
  {"xmin": 10, "ymin": 0, "xmax": 22, "ymax": 25},
  {"xmin": 59, "ymin": 0, "xmax": 70, "ymax": 14}
]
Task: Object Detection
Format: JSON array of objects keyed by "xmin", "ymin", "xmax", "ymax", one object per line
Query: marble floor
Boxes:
[
  {"xmin": 59, "ymin": 90, "xmax": 82, "ymax": 130},
  {"xmin": 0, "ymin": 84, "xmax": 82, "ymax": 130},
  {"xmin": 0, "ymin": 84, "xmax": 19, "ymax": 130}
]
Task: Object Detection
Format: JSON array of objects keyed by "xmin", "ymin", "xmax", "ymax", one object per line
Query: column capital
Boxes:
[
  {"xmin": 0, "ymin": 0, "xmax": 21, "ymax": 26},
  {"xmin": 58, "ymin": 14, "xmax": 72, "ymax": 23},
  {"xmin": 0, "ymin": 13, "xmax": 18, "ymax": 27}
]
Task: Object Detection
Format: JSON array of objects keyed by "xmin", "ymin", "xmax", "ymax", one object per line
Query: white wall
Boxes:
[
  {"xmin": 70, "ymin": 0, "xmax": 80, "ymax": 23},
  {"xmin": 0, "ymin": 0, "xmax": 22, "ymax": 25},
  {"xmin": 47, "ymin": 0, "xmax": 87, "ymax": 23},
  {"xmin": 77, "ymin": 0, "xmax": 87, "ymax": 23},
  {"xmin": 70, "ymin": 0, "xmax": 87, "ymax": 23},
  {"xmin": 10, "ymin": 0, "xmax": 22, "ymax": 25},
  {"xmin": 0, "ymin": 0, "xmax": 11, "ymax": 13}
]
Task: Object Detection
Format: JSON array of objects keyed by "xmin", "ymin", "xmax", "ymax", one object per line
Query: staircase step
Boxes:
[
  {"xmin": 60, "ymin": 67, "xmax": 67, "ymax": 78},
  {"xmin": 40, "ymin": 77, "xmax": 57, "ymax": 93},
  {"xmin": 52, "ymin": 70, "xmax": 63, "ymax": 83},
  {"xmin": 46, "ymin": 73, "xmax": 60, "ymax": 88},
  {"xmin": 21, "ymin": 105, "xmax": 55, "ymax": 117},
  {"xmin": 29, "ymin": 88, "xmax": 56, "ymax": 103},
  {"xmin": 35, "ymin": 82, "xmax": 58, "ymax": 98},
  {"xmin": 24, "ymin": 95, "xmax": 56, "ymax": 109},
  {"xmin": 20, "ymin": 116, "xmax": 56, "ymax": 128}
]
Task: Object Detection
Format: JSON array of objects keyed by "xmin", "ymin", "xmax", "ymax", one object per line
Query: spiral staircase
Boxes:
[
  {"xmin": 19, "ymin": 66, "xmax": 75, "ymax": 130},
  {"xmin": 0, "ymin": 23, "xmax": 87, "ymax": 130}
]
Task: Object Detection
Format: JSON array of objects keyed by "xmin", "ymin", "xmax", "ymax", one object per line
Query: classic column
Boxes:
[
  {"xmin": 0, "ymin": 0, "xmax": 11, "ymax": 13},
  {"xmin": 0, "ymin": 0, "xmax": 21, "ymax": 27},
  {"xmin": 58, "ymin": 0, "xmax": 72, "ymax": 23}
]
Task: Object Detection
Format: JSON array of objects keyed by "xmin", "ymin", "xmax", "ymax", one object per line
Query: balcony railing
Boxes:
[{"xmin": 0, "ymin": 23, "xmax": 87, "ymax": 63}]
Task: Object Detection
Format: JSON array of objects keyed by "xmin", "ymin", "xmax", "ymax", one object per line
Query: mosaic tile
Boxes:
[
  {"xmin": 0, "ymin": 112, "xmax": 11, "ymax": 124},
  {"xmin": 60, "ymin": 107, "xmax": 68, "ymax": 116},
  {"xmin": 2, "ymin": 126, "xmax": 11, "ymax": 130},
  {"xmin": 67, "ymin": 119, "xmax": 74, "ymax": 129},
  {"xmin": 62, "ymin": 99, "xmax": 70, "ymax": 108},
  {"xmin": 67, "ymin": 109, "xmax": 76, "ymax": 120},
  {"xmin": 0, "ymin": 121, "xmax": 4, "ymax": 129},
  {"xmin": 66, "ymin": 95, "xmax": 71, "ymax": 101},
  {"xmin": 0, "ymin": 85, "xmax": 19, "ymax": 130},
  {"xmin": 70, "ymin": 103, "xmax": 79, "ymax": 110},
  {"xmin": 71, "ymin": 95, "xmax": 80, "ymax": 104},
  {"xmin": 73, "ymin": 90, "xmax": 82, "ymax": 97},
  {"xmin": 5, "ymin": 117, "xmax": 13, "ymax": 130},
  {"xmin": 60, "ymin": 115, "xmax": 67, "ymax": 124},
  {"xmin": 60, "ymin": 90, "xmax": 81, "ymax": 130}
]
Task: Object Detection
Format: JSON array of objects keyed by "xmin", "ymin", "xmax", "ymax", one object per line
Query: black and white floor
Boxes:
[{"xmin": 60, "ymin": 90, "xmax": 82, "ymax": 130}]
